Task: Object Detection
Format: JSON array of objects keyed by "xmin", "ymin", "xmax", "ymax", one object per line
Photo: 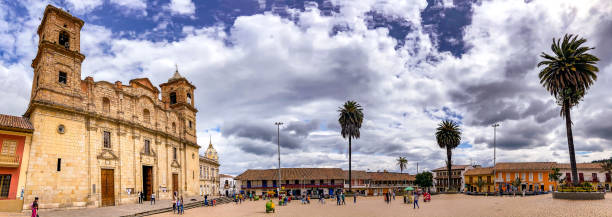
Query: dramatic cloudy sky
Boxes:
[{"xmin": 1, "ymin": 0, "xmax": 611, "ymax": 175}]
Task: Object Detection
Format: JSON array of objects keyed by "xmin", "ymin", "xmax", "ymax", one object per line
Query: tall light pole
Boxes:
[
  {"xmin": 275, "ymin": 122, "xmax": 283, "ymax": 197},
  {"xmin": 492, "ymin": 123, "xmax": 500, "ymax": 192}
]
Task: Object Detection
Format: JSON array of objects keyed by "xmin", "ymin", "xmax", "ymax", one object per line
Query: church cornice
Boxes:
[
  {"xmin": 169, "ymin": 102, "xmax": 198, "ymax": 113},
  {"xmin": 199, "ymin": 156, "xmax": 220, "ymax": 166},
  {"xmin": 37, "ymin": 5, "xmax": 84, "ymax": 36},
  {"xmin": 31, "ymin": 41, "xmax": 85, "ymax": 69},
  {"xmin": 160, "ymin": 78, "xmax": 196, "ymax": 89},
  {"xmin": 24, "ymin": 100, "xmax": 200, "ymax": 149}
]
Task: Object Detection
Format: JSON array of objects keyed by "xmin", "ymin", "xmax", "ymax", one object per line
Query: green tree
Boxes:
[
  {"xmin": 435, "ymin": 120, "xmax": 461, "ymax": 191},
  {"xmin": 476, "ymin": 178, "xmax": 485, "ymax": 193},
  {"xmin": 549, "ymin": 167, "xmax": 562, "ymax": 191},
  {"xmin": 397, "ymin": 157, "xmax": 408, "ymax": 173},
  {"xmin": 415, "ymin": 171, "xmax": 434, "ymax": 191},
  {"xmin": 511, "ymin": 177, "xmax": 522, "ymax": 197},
  {"xmin": 338, "ymin": 100, "xmax": 364, "ymax": 193},
  {"xmin": 537, "ymin": 34, "xmax": 599, "ymax": 185}
]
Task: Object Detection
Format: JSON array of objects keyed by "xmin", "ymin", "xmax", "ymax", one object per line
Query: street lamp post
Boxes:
[
  {"xmin": 275, "ymin": 122, "xmax": 283, "ymax": 197},
  {"xmin": 492, "ymin": 123, "xmax": 500, "ymax": 193}
]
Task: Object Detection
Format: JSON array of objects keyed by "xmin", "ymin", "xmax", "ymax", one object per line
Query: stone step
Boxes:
[{"xmin": 120, "ymin": 197, "xmax": 232, "ymax": 217}]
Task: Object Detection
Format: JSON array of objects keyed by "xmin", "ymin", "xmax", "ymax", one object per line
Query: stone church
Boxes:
[{"xmin": 17, "ymin": 5, "xmax": 218, "ymax": 209}]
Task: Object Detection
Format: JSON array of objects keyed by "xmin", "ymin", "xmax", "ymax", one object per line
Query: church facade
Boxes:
[
  {"xmin": 199, "ymin": 140, "xmax": 220, "ymax": 197},
  {"xmin": 17, "ymin": 5, "xmax": 218, "ymax": 209}
]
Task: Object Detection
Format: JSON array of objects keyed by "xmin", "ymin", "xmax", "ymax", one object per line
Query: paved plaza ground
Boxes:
[
  {"xmin": 154, "ymin": 194, "xmax": 612, "ymax": 217},
  {"xmin": 2, "ymin": 194, "xmax": 612, "ymax": 217}
]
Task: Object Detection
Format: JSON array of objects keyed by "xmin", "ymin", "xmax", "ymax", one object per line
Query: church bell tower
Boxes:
[
  {"xmin": 30, "ymin": 5, "xmax": 85, "ymax": 107},
  {"xmin": 160, "ymin": 66, "xmax": 198, "ymax": 143}
]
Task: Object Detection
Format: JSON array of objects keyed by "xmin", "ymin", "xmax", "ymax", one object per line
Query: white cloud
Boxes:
[
  {"xmin": 110, "ymin": 0, "xmax": 147, "ymax": 15},
  {"xmin": 165, "ymin": 0, "xmax": 196, "ymax": 16},
  {"xmin": 64, "ymin": 0, "xmax": 103, "ymax": 13},
  {"xmin": 1, "ymin": 0, "xmax": 611, "ymax": 176},
  {"xmin": 110, "ymin": 0, "xmax": 146, "ymax": 10}
]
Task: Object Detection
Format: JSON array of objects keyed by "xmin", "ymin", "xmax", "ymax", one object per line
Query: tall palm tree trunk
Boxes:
[
  {"xmin": 446, "ymin": 147, "xmax": 452, "ymax": 191},
  {"xmin": 564, "ymin": 99, "xmax": 578, "ymax": 186},
  {"xmin": 349, "ymin": 136, "xmax": 352, "ymax": 193}
]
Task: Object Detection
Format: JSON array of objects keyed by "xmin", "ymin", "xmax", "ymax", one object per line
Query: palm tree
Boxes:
[
  {"xmin": 338, "ymin": 100, "xmax": 364, "ymax": 193},
  {"xmin": 549, "ymin": 167, "xmax": 562, "ymax": 191},
  {"xmin": 537, "ymin": 34, "xmax": 599, "ymax": 186},
  {"xmin": 397, "ymin": 157, "xmax": 408, "ymax": 173},
  {"xmin": 435, "ymin": 120, "xmax": 461, "ymax": 191}
]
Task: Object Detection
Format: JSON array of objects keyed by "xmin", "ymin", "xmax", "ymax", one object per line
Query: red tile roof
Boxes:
[
  {"xmin": 432, "ymin": 165, "xmax": 470, "ymax": 171},
  {"xmin": 367, "ymin": 172, "xmax": 415, "ymax": 181},
  {"xmin": 0, "ymin": 114, "xmax": 34, "ymax": 132},
  {"xmin": 464, "ymin": 167, "xmax": 494, "ymax": 176},
  {"xmin": 235, "ymin": 168, "xmax": 345, "ymax": 180},
  {"xmin": 343, "ymin": 170, "xmax": 369, "ymax": 180},
  {"xmin": 556, "ymin": 163, "xmax": 602, "ymax": 170},
  {"xmin": 494, "ymin": 162, "xmax": 556, "ymax": 171},
  {"xmin": 220, "ymin": 174, "xmax": 234, "ymax": 178}
]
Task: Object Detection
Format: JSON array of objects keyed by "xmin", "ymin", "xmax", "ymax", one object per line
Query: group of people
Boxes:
[
  {"xmin": 401, "ymin": 190, "xmax": 431, "ymax": 209},
  {"xmin": 335, "ymin": 192, "xmax": 346, "ymax": 205},
  {"xmin": 172, "ymin": 192, "xmax": 185, "ymax": 215},
  {"xmin": 136, "ymin": 191, "xmax": 156, "ymax": 205}
]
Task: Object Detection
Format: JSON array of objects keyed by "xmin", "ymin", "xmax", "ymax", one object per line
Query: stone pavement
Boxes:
[{"xmin": 0, "ymin": 196, "xmax": 215, "ymax": 217}]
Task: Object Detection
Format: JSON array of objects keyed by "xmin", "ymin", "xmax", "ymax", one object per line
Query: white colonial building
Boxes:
[{"xmin": 219, "ymin": 174, "xmax": 239, "ymax": 196}]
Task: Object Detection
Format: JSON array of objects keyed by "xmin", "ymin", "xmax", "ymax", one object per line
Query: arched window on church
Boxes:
[
  {"xmin": 172, "ymin": 122, "xmax": 176, "ymax": 133},
  {"xmin": 143, "ymin": 109, "xmax": 150, "ymax": 123},
  {"xmin": 59, "ymin": 31, "xmax": 70, "ymax": 49},
  {"xmin": 102, "ymin": 97, "xmax": 110, "ymax": 113},
  {"xmin": 170, "ymin": 92, "xmax": 177, "ymax": 104},
  {"xmin": 187, "ymin": 93, "xmax": 192, "ymax": 105}
]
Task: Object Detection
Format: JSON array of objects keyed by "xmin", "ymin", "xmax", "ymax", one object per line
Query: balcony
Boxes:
[
  {"xmin": 369, "ymin": 183, "xmax": 412, "ymax": 188},
  {"xmin": 0, "ymin": 155, "xmax": 20, "ymax": 167},
  {"xmin": 241, "ymin": 184, "xmax": 343, "ymax": 189}
]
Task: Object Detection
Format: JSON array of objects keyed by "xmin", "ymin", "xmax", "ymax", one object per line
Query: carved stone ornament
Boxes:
[
  {"xmin": 171, "ymin": 160, "xmax": 181, "ymax": 168},
  {"xmin": 97, "ymin": 149, "xmax": 119, "ymax": 160}
]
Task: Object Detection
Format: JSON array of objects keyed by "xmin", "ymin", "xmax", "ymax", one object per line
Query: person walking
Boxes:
[
  {"xmin": 31, "ymin": 197, "xmax": 39, "ymax": 217},
  {"xmin": 392, "ymin": 191, "xmax": 396, "ymax": 200},
  {"xmin": 179, "ymin": 196, "xmax": 184, "ymax": 215},
  {"xmin": 175, "ymin": 197, "xmax": 181, "ymax": 215},
  {"xmin": 137, "ymin": 191, "xmax": 142, "ymax": 204},
  {"xmin": 150, "ymin": 192, "xmax": 156, "ymax": 205},
  {"xmin": 413, "ymin": 191, "xmax": 420, "ymax": 209},
  {"xmin": 385, "ymin": 192, "xmax": 389, "ymax": 204},
  {"xmin": 353, "ymin": 193, "xmax": 356, "ymax": 203},
  {"xmin": 341, "ymin": 193, "xmax": 346, "ymax": 205},
  {"xmin": 336, "ymin": 193, "xmax": 341, "ymax": 205},
  {"xmin": 172, "ymin": 195, "xmax": 177, "ymax": 214}
]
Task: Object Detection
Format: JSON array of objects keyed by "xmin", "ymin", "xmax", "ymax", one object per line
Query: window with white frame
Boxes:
[
  {"xmin": 529, "ymin": 173, "xmax": 533, "ymax": 181},
  {"xmin": 538, "ymin": 173, "xmax": 542, "ymax": 181},
  {"xmin": 506, "ymin": 173, "xmax": 510, "ymax": 181},
  {"xmin": 515, "ymin": 173, "xmax": 519, "ymax": 180},
  {"xmin": 498, "ymin": 172, "xmax": 502, "ymax": 180},
  {"xmin": 522, "ymin": 173, "xmax": 526, "ymax": 181}
]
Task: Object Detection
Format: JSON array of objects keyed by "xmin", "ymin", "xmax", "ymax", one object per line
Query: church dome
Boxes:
[
  {"xmin": 168, "ymin": 68, "xmax": 184, "ymax": 82},
  {"xmin": 205, "ymin": 137, "xmax": 218, "ymax": 161}
]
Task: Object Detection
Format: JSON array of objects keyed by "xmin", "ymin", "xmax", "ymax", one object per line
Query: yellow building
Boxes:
[
  {"xmin": 18, "ymin": 5, "xmax": 204, "ymax": 210},
  {"xmin": 494, "ymin": 162, "xmax": 558, "ymax": 193},
  {"xmin": 198, "ymin": 139, "xmax": 220, "ymax": 196},
  {"xmin": 464, "ymin": 167, "xmax": 494, "ymax": 193}
]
